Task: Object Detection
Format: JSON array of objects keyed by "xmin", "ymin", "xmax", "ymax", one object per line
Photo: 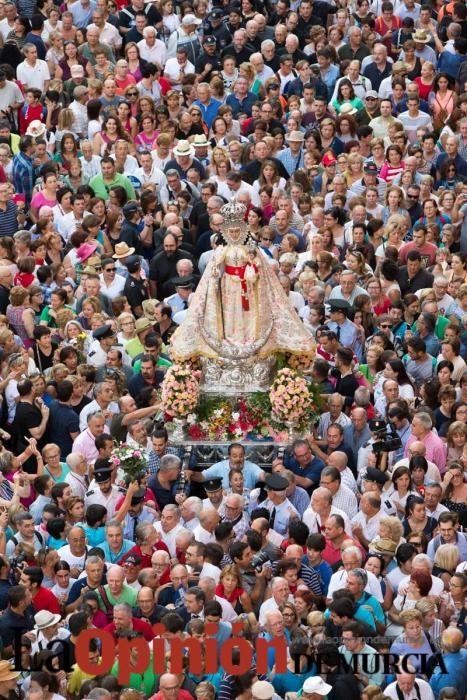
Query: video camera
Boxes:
[{"xmin": 369, "ymin": 419, "xmax": 402, "ymax": 454}]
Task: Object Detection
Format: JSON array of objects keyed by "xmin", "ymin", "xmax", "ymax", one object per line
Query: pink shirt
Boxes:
[
  {"xmin": 404, "ymin": 431, "xmax": 447, "ymax": 474},
  {"xmin": 72, "ymin": 429, "xmax": 98, "ymax": 463}
]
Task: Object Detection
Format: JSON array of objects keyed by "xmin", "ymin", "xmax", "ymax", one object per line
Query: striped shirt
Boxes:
[
  {"xmin": 0, "ymin": 201, "xmax": 18, "ymax": 238},
  {"xmin": 12, "ymin": 151, "xmax": 35, "ymax": 206}
]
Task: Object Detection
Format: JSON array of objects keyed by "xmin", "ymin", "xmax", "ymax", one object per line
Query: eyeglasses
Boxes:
[
  {"xmin": 268, "ymin": 84, "xmax": 279, "ymax": 89},
  {"xmin": 366, "ymin": 97, "xmax": 377, "ymax": 101},
  {"xmin": 105, "ymin": 267, "xmax": 117, "ymax": 272},
  {"xmin": 380, "ymin": 324, "xmax": 392, "ymax": 328},
  {"xmin": 127, "ymin": 92, "xmax": 138, "ymax": 96}
]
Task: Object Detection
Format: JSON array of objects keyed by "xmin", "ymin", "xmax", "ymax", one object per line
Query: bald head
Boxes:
[
  {"xmin": 441, "ymin": 627, "xmax": 463, "ymax": 653},
  {"xmin": 327, "ymin": 451, "xmax": 348, "ymax": 471}
]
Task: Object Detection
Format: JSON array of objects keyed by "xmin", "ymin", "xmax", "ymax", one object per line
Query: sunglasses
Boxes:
[
  {"xmin": 105, "ymin": 267, "xmax": 117, "ymax": 272},
  {"xmin": 366, "ymin": 97, "xmax": 377, "ymax": 101},
  {"xmin": 268, "ymin": 84, "xmax": 279, "ymax": 89},
  {"xmin": 380, "ymin": 324, "xmax": 391, "ymax": 328},
  {"xmin": 127, "ymin": 92, "xmax": 138, "ymax": 96}
]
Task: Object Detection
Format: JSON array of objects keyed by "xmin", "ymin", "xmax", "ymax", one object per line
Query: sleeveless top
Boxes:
[{"xmin": 6, "ymin": 304, "xmax": 33, "ymax": 348}]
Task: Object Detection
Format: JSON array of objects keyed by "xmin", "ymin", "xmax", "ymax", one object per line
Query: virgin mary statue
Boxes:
[{"xmin": 170, "ymin": 201, "xmax": 314, "ymax": 393}]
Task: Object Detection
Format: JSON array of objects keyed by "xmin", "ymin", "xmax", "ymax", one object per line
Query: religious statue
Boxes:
[{"xmin": 170, "ymin": 201, "xmax": 314, "ymax": 394}]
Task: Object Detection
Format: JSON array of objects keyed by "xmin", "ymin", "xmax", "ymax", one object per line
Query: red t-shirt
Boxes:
[
  {"xmin": 32, "ymin": 586, "xmax": 60, "ymax": 614},
  {"xmin": 150, "ymin": 691, "xmax": 194, "ymax": 700},
  {"xmin": 104, "ymin": 617, "xmax": 154, "ymax": 641},
  {"xmin": 118, "ymin": 542, "xmax": 169, "ymax": 571}
]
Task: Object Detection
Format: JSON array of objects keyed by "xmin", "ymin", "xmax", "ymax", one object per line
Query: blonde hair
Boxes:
[
  {"xmin": 379, "ymin": 515, "xmax": 404, "ymax": 544},
  {"xmin": 414, "ymin": 599, "xmax": 437, "ymax": 615},
  {"xmin": 434, "ymin": 543, "xmax": 459, "ymax": 573},
  {"xmin": 399, "ymin": 609, "xmax": 423, "ymax": 625},
  {"xmin": 307, "ymin": 610, "xmax": 325, "ymax": 627},
  {"xmin": 57, "ymin": 108, "xmax": 76, "ymax": 132},
  {"xmin": 219, "ymin": 563, "xmax": 242, "ymax": 586},
  {"xmin": 446, "ymin": 420, "xmax": 467, "ymax": 447}
]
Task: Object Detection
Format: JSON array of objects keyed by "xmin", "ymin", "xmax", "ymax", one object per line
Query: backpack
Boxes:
[{"xmin": 98, "ymin": 585, "xmax": 114, "ymax": 623}]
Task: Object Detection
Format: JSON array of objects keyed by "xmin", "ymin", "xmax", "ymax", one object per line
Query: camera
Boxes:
[
  {"xmin": 251, "ymin": 550, "xmax": 270, "ymax": 573},
  {"xmin": 369, "ymin": 419, "xmax": 402, "ymax": 454}
]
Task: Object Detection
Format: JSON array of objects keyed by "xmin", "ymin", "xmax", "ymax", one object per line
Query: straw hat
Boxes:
[
  {"xmin": 34, "ymin": 610, "xmax": 62, "ymax": 630},
  {"xmin": 413, "ymin": 29, "xmax": 431, "ymax": 43},
  {"xmin": 113, "ymin": 242, "xmax": 135, "ymax": 259},
  {"xmin": 339, "ymin": 103, "xmax": 358, "ymax": 116},
  {"xmin": 142, "ymin": 298, "xmax": 160, "ymax": 321},
  {"xmin": 173, "ymin": 139, "xmax": 195, "ymax": 157},
  {"xmin": 287, "ymin": 130, "xmax": 305, "ymax": 142},
  {"xmin": 0, "ymin": 661, "xmax": 21, "ymax": 682},
  {"xmin": 191, "ymin": 134, "xmax": 210, "ymax": 148}
]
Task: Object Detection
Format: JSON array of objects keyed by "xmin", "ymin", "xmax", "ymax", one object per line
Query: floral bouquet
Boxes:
[
  {"xmin": 161, "ymin": 364, "xmax": 200, "ymax": 419},
  {"xmin": 269, "ymin": 367, "xmax": 315, "ymax": 431},
  {"xmin": 110, "ymin": 443, "xmax": 146, "ymax": 482}
]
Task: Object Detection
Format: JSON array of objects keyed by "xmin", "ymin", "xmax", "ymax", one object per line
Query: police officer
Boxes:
[
  {"xmin": 123, "ymin": 255, "xmax": 149, "ymax": 318},
  {"xmin": 259, "ymin": 474, "xmax": 299, "ymax": 537},
  {"xmin": 87, "ymin": 324, "xmax": 117, "ymax": 368},
  {"xmin": 122, "ymin": 486, "xmax": 154, "ymax": 541},
  {"xmin": 207, "ymin": 8, "xmax": 232, "ymax": 51},
  {"xmin": 327, "ymin": 299, "xmax": 362, "ymax": 361},
  {"xmin": 195, "ymin": 35, "xmax": 222, "ymax": 82},
  {"xmin": 164, "ymin": 276, "xmax": 194, "ymax": 314},
  {"xmin": 84, "ymin": 459, "xmax": 127, "ymax": 518}
]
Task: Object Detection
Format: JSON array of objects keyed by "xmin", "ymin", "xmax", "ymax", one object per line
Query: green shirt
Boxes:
[
  {"xmin": 39, "ymin": 304, "xmax": 74, "ymax": 328},
  {"xmin": 410, "ymin": 314, "xmax": 449, "ymax": 340},
  {"xmin": 133, "ymin": 356, "xmax": 171, "ymax": 373},
  {"xmin": 89, "ymin": 173, "xmax": 136, "ymax": 201},
  {"xmin": 97, "ymin": 583, "xmax": 137, "ymax": 612},
  {"xmin": 110, "ymin": 658, "xmax": 156, "ymax": 696},
  {"xmin": 358, "ymin": 364, "xmax": 375, "ymax": 384}
]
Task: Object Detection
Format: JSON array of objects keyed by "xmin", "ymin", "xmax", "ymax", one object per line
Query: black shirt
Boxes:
[
  {"xmin": 0, "ymin": 607, "xmax": 35, "ymax": 648},
  {"xmin": 123, "ymin": 274, "xmax": 149, "ymax": 315},
  {"xmin": 195, "ymin": 52, "xmax": 222, "ymax": 82},
  {"xmin": 0, "ymin": 285, "xmax": 10, "ymax": 315},
  {"xmin": 119, "ymin": 3, "xmax": 161, "ymax": 30},
  {"xmin": 363, "ymin": 61, "xmax": 393, "ymax": 92},
  {"xmin": 149, "ymin": 249, "xmax": 196, "ymax": 297},
  {"xmin": 221, "ymin": 43, "xmax": 255, "ymax": 65},
  {"xmin": 128, "ymin": 371, "xmax": 164, "ymax": 399},
  {"xmin": 397, "ymin": 266, "xmax": 434, "ymax": 295},
  {"xmin": 12, "ymin": 400, "xmax": 44, "ymax": 474}
]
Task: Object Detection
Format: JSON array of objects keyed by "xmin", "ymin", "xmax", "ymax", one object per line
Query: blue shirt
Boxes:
[
  {"xmin": 276, "ymin": 147, "xmax": 305, "ymax": 177},
  {"xmin": 284, "ymin": 453, "xmax": 326, "ymax": 488},
  {"xmin": 203, "ymin": 459, "xmax": 263, "ymax": 489},
  {"xmin": 100, "ymin": 539, "xmax": 133, "ymax": 563},
  {"xmin": 327, "ymin": 319, "xmax": 363, "ymax": 361},
  {"xmin": 430, "ymin": 649, "xmax": 467, "ymax": 698},
  {"xmin": 69, "ymin": 0, "xmax": 96, "ymax": 28},
  {"xmin": 192, "ymin": 98, "xmax": 222, "ymax": 130},
  {"xmin": 225, "ymin": 91, "xmax": 257, "ymax": 117}
]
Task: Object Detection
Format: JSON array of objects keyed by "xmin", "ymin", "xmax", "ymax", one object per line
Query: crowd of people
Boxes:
[{"xmin": 0, "ymin": 0, "xmax": 465, "ymax": 698}]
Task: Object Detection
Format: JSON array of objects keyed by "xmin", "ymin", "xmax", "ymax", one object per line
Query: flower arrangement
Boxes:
[
  {"xmin": 110, "ymin": 443, "xmax": 146, "ymax": 482},
  {"xmin": 187, "ymin": 394, "xmax": 272, "ymax": 441},
  {"xmin": 269, "ymin": 368, "xmax": 315, "ymax": 430},
  {"xmin": 161, "ymin": 364, "xmax": 200, "ymax": 418}
]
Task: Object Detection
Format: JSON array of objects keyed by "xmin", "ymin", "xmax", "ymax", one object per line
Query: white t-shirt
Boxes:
[{"xmin": 16, "ymin": 60, "xmax": 51, "ymax": 91}]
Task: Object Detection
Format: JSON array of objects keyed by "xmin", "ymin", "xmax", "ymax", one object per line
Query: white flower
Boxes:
[
  {"xmin": 187, "ymin": 413, "xmax": 197, "ymax": 424},
  {"xmin": 231, "ymin": 412, "xmax": 240, "ymax": 421}
]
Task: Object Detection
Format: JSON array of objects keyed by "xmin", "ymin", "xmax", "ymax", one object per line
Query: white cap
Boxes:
[{"xmin": 302, "ymin": 678, "xmax": 332, "ymax": 696}]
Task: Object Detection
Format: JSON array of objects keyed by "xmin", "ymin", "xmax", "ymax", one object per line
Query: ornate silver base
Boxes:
[
  {"xmin": 171, "ymin": 417, "xmax": 188, "ymax": 442},
  {"xmin": 200, "ymin": 355, "xmax": 277, "ymax": 395}
]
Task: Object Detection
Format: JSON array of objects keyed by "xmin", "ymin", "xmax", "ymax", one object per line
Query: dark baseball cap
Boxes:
[
  {"xmin": 203, "ymin": 35, "xmax": 217, "ymax": 45},
  {"xmin": 364, "ymin": 162, "xmax": 378, "ymax": 174}
]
